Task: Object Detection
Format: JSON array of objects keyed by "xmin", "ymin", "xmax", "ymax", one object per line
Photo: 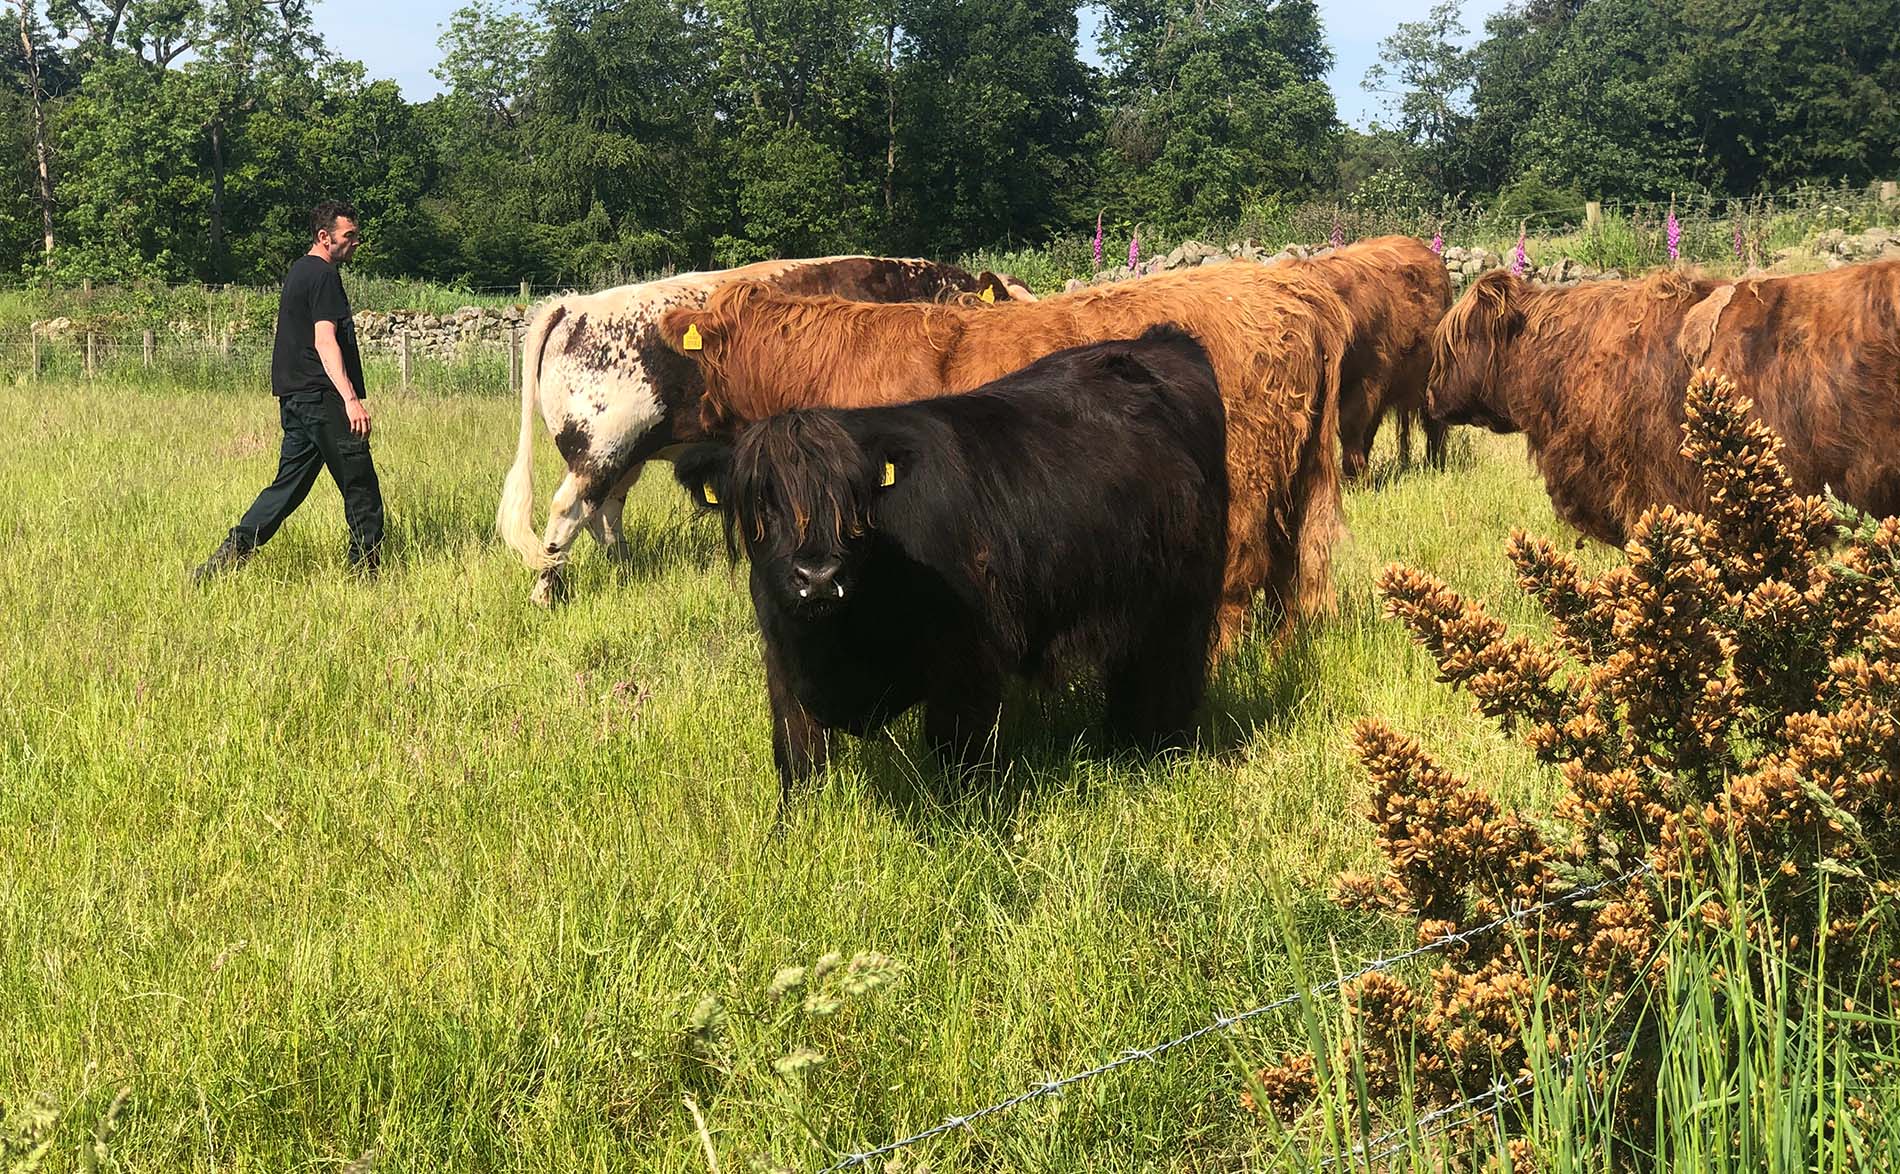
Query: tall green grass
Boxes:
[
  {"xmin": 3, "ymin": 334, "xmax": 515, "ymax": 398},
  {"xmin": 1263, "ymin": 864, "xmax": 1900, "ymax": 1171},
  {"xmin": 1, "ymin": 381, "xmax": 1892, "ymax": 1170}
]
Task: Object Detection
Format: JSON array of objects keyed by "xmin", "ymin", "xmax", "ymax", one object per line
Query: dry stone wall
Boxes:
[
  {"xmin": 352, "ymin": 304, "xmax": 531, "ymax": 356},
  {"xmin": 1062, "ymin": 239, "xmax": 1623, "ymax": 294},
  {"xmin": 29, "ymin": 303, "xmax": 534, "ymax": 356},
  {"xmin": 1797, "ymin": 227, "xmax": 1900, "ymax": 267}
]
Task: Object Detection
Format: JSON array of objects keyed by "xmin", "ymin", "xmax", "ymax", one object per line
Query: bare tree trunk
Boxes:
[
  {"xmin": 16, "ymin": 2, "xmax": 56, "ymax": 256},
  {"xmin": 209, "ymin": 116, "xmax": 227, "ymax": 278},
  {"xmin": 883, "ymin": 16, "xmax": 896, "ymax": 215}
]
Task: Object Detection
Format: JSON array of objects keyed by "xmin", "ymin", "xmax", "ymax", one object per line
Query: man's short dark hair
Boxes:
[{"xmin": 310, "ymin": 201, "xmax": 358, "ymax": 239}]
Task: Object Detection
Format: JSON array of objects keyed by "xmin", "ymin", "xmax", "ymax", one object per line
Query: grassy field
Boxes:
[{"xmin": 0, "ymin": 375, "xmax": 1722, "ymax": 1171}]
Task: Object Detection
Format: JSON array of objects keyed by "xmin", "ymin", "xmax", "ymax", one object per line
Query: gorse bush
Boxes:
[{"xmin": 1255, "ymin": 371, "xmax": 1900, "ymax": 1152}]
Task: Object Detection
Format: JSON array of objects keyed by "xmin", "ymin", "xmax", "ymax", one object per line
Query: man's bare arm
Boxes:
[{"xmin": 314, "ymin": 319, "xmax": 371, "ymax": 436}]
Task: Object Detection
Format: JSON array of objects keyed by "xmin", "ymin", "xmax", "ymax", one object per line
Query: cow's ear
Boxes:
[
  {"xmin": 862, "ymin": 436, "xmax": 914, "ymax": 493},
  {"xmin": 659, "ymin": 307, "xmax": 715, "ymax": 356},
  {"xmin": 1470, "ymin": 269, "xmax": 1527, "ymax": 338},
  {"xmin": 672, "ymin": 443, "xmax": 733, "ymax": 512}
]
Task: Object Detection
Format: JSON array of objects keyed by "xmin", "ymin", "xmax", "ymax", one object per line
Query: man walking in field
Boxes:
[{"xmin": 193, "ymin": 200, "xmax": 384, "ymax": 581}]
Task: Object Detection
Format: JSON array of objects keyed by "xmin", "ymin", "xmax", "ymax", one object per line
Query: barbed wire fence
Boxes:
[{"xmin": 812, "ymin": 865, "xmax": 1651, "ymax": 1174}]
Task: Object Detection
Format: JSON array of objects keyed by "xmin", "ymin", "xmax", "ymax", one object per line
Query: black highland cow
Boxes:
[{"xmin": 675, "ymin": 325, "xmax": 1230, "ymax": 801}]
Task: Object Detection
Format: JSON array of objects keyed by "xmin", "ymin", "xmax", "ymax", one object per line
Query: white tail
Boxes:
[{"xmin": 495, "ymin": 302, "xmax": 565, "ymax": 569}]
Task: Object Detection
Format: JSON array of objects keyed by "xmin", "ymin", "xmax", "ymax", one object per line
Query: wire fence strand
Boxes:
[{"xmin": 814, "ymin": 865, "xmax": 1652, "ymax": 1174}]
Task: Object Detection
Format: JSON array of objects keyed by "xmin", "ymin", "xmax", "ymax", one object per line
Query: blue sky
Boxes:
[{"xmin": 313, "ymin": 0, "xmax": 1512, "ymax": 129}]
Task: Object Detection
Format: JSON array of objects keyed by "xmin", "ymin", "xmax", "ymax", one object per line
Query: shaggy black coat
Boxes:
[{"xmin": 674, "ymin": 325, "xmax": 1230, "ymax": 798}]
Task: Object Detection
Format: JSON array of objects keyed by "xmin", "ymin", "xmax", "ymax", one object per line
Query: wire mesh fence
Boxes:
[{"xmin": 0, "ymin": 325, "xmax": 523, "ymax": 398}]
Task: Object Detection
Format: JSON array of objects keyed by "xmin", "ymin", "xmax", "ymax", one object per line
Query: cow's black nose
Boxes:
[{"xmin": 791, "ymin": 558, "xmax": 844, "ymax": 598}]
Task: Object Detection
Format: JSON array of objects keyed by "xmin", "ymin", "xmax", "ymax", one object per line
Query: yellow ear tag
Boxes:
[
  {"xmin": 701, "ymin": 482, "xmax": 719, "ymax": 505},
  {"xmin": 682, "ymin": 323, "xmax": 704, "ymax": 351},
  {"xmin": 880, "ymin": 461, "xmax": 897, "ymax": 487},
  {"xmin": 979, "ymin": 286, "xmax": 996, "ymax": 304}
]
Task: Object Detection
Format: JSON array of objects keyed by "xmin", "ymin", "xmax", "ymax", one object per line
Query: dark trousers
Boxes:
[{"xmin": 231, "ymin": 393, "xmax": 384, "ymax": 562}]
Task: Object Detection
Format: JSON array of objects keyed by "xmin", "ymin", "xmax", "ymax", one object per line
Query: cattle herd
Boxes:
[{"xmin": 493, "ymin": 240, "xmax": 1900, "ymax": 802}]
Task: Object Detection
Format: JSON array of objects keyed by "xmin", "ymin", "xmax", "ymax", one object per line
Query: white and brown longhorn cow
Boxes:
[{"xmin": 495, "ymin": 256, "xmax": 1031, "ymax": 604}]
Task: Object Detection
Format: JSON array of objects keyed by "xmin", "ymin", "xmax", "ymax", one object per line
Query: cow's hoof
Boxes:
[{"xmin": 529, "ymin": 571, "xmax": 568, "ymax": 608}]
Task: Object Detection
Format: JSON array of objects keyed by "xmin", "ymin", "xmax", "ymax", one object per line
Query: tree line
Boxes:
[{"xmin": 5, "ymin": 0, "xmax": 1898, "ymax": 288}]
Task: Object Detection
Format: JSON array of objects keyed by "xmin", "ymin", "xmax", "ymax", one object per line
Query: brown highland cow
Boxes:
[
  {"xmin": 496, "ymin": 255, "xmax": 1029, "ymax": 606},
  {"xmin": 1289, "ymin": 235, "xmax": 1453, "ymax": 479},
  {"xmin": 1429, "ymin": 261, "xmax": 1900, "ymax": 545},
  {"xmin": 657, "ymin": 264, "xmax": 1355, "ymax": 650}
]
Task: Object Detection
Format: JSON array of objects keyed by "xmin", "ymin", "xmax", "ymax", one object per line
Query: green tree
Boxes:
[
  {"xmin": 236, "ymin": 61, "xmax": 444, "ymax": 281},
  {"xmin": 733, "ymin": 123, "xmax": 857, "ymax": 255},
  {"xmin": 1668, "ymin": 0, "xmax": 1900, "ymax": 192},
  {"xmin": 45, "ymin": 0, "xmax": 199, "ymax": 67},
  {"xmin": 702, "ymin": 0, "xmax": 883, "ymax": 258},
  {"xmin": 6, "ymin": 0, "xmax": 74, "ymax": 267},
  {"xmin": 433, "ymin": 0, "xmax": 538, "ymax": 130},
  {"xmin": 425, "ymin": 0, "xmax": 547, "ymax": 281},
  {"xmin": 527, "ymin": 0, "xmax": 719, "ymax": 278},
  {"xmin": 1097, "ymin": 0, "xmax": 1338, "ymax": 230},
  {"xmin": 1448, "ymin": 3, "xmax": 1566, "ymax": 194},
  {"xmin": 887, "ymin": 0, "xmax": 1097, "ymax": 254},
  {"xmin": 1510, "ymin": 0, "xmax": 1699, "ymax": 198},
  {"xmin": 1449, "ymin": 0, "xmax": 1900, "ymax": 202},
  {"xmin": 52, "ymin": 55, "xmax": 212, "ymax": 280},
  {"xmin": 1362, "ymin": 0, "xmax": 1471, "ymax": 183},
  {"xmin": 189, "ymin": 0, "xmax": 324, "ymax": 279}
]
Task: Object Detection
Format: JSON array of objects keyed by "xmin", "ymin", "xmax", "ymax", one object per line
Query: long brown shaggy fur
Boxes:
[
  {"xmin": 1429, "ymin": 266, "xmax": 1745, "ymax": 544},
  {"xmin": 1289, "ymin": 236, "xmax": 1453, "ymax": 479},
  {"xmin": 658, "ymin": 264, "xmax": 1355, "ymax": 651}
]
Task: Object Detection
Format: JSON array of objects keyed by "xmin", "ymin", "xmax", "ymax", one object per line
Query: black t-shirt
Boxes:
[{"xmin": 271, "ymin": 254, "xmax": 366, "ymax": 400}]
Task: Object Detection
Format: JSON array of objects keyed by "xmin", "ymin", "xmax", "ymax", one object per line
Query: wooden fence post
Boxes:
[
  {"xmin": 1585, "ymin": 200, "xmax": 1602, "ymax": 231},
  {"xmin": 519, "ymin": 278, "xmax": 531, "ymax": 300},
  {"xmin": 143, "ymin": 329, "xmax": 154, "ymax": 368},
  {"xmin": 81, "ymin": 277, "xmax": 91, "ymax": 295},
  {"xmin": 400, "ymin": 331, "xmax": 412, "ymax": 396},
  {"xmin": 1882, "ymin": 181, "xmax": 1898, "ymax": 205},
  {"xmin": 86, "ymin": 331, "xmax": 96, "ymax": 379},
  {"xmin": 30, "ymin": 332, "xmax": 40, "ymax": 381},
  {"xmin": 508, "ymin": 323, "xmax": 519, "ymax": 394}
]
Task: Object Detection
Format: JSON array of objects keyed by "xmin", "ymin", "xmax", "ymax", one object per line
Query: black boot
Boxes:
[
  {"xmin": 349, "ymin": 541, "xmax": 381, "ymax": 580},
  {"xmin": 191, "ymin": 534, "xmax": 255, "ymax": 584}
]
